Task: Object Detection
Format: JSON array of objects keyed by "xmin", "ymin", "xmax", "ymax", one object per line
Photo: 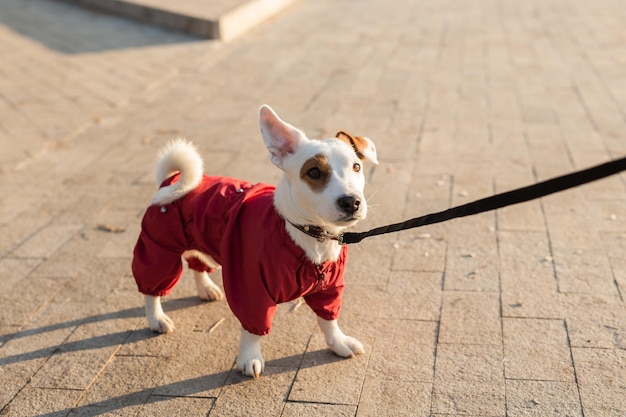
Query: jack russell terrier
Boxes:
[{"xmin": 132, "ymin": 105, "xmax": 378, "ymax": 378}]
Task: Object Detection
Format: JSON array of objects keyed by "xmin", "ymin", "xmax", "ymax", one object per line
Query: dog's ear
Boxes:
[
  {"xmin": 259, "ymin": 105, "xmax": 306, "ymax": 168},
  {"xmin": 336, "ymin": 131, "xmax": 379, "ymax": 164}
]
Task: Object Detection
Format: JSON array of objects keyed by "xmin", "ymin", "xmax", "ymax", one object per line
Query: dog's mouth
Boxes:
[{"xmin": 333, "ymin": 214, "xmax": 361, "ymax": 226}]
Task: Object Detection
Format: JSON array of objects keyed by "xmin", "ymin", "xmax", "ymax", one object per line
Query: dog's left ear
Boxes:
[
  {"xmin": 336, "ymin": 131, "xmax": 379, "ymax": 164},
  {"xmin": 259, "ymin": 105, "xmax": 306, "ymax": 168}
]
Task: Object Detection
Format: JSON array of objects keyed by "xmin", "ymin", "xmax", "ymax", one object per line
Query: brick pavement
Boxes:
[{"xmin": 1, "ymin": 0, "xmax": 625, "ymax": 416}]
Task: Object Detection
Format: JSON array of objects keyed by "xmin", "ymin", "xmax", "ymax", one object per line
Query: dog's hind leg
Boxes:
[
  {"xmin": 145, "ymin": 295, "xmax": 175, "ymax": 334},
  {"xmin": 193, "ymin": 270, "xmax": 224, "ymax": 301},
  {"xmin": 183, "ymin": 250, "xmax": 224, "ymax": 302}
]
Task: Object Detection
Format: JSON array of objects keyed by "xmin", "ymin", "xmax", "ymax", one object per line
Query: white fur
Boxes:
[
  {"xmin": 236, "ymin": 329, "xmax": 264, "ymax": 378},
  {"xmin": 317, "ymin": 317, "xmax": 365, "ymax": 357},
  {"xmin": 151, "ymin": 139, "xmax": 204, "ymax": 206},
  {"xmin": 260, "ymin": 105, "xmax": 375, "ymax": 264},
  {"xmin": 143, "ymin": 105, "xmax": 377, "ymax": 379}
]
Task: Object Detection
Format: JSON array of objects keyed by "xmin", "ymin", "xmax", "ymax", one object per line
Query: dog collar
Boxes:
[{"xmin": 287, "ymin": 221, "xmax": 345, "ymax": 244}]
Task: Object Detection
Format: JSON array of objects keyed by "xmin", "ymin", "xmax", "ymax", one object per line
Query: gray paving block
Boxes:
[
  {"xmin": 505, "ymin": 380, "xmax": 582, "ymax": 417},
  {"xmin": 367, "ymin": 319, "xmax": 436, "ymax": 383},
  {"xmin": 288, "ymin": 332, "xmax": 368, "ymax": 405},
  {"xmin": 29, "ymin": 315, "xmax": 136, "ymax": 390},
  {"xmin": 380, "ymin": 271, "xmax": 442, "ymax": 321},
  {"xmin": 432, "ymin": 344, "xmax": 505, "ymax": 416},
  {"xmin": 0, "ymin": 257, "xmax": 44, "ymax": 295},
  {"xmin": 392, "ymin": 231, "xmax": 447, "ymax": 273},
  {"xmin": 438, "ymin": 291, "xmax": 501, "ymax": 345},
  {"xmin": 153, "ymin": 331, "xmax": 237, "ymax": 398},
  {"xmin": 503, "ymin": 318, "xmax": 575, "ymax": 382},
  {"xmin": 562, "ymin": 293, "xmax": 626, "ymax": 349},
  {"xmin": 0, "ymin": 387, "xmax": 83, "ymax": 417},
  {"xmin": 444, "ymin": 244, "xmax": 500, "ymax": 291},
  {"xmin": 210, "ymin": 366, "xmax": 296, "ymax": 416},
  {"xmin": 69, "ymin": 355, "xmax": 167, "ymax": 415},
  {"xmin": 357, "ymin": 379, "xmax": 432, "ymax": 417},
  {"xmin": 572, "ymin": 348, "xmax": 626, "ymax": 416},
  {"xmin": 347, "ymin": 239, "xmax": 394, "ymax": 285},
  {"xmin": 499, "ymin": 230, "xmax": 563, "ymax": 319},
  {"xmin": 139, "ymin": 396, "xmax": 215, "ymax": 416},
  {"xmin": 282, "ymin": 402, "xmax": 357, "ymax": 417}
]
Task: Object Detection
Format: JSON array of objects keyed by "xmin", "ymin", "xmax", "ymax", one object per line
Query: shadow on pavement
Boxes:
[
  {"xmin": 0, "ymin": 0, "xmax": 201, "ymax": 54},
  {"xmin": 0, "ymin": 297, "xmax": 203, "ymax": 364},
  {"xmin": 35, "ymin": 350, "xmax": 343, "ymax": 417}
]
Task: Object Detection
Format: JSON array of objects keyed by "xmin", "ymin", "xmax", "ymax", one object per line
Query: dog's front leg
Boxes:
[
  {"xmin": 236, "ymin": 329, "xmax": 264, "ymax": 378},
  {"xmin": 317, "ymin": 317, "xmax": 364, "ymax": 358},
  {"xmin": 145, "ymin": 295, "xmax": 175, "ymax": 333}
]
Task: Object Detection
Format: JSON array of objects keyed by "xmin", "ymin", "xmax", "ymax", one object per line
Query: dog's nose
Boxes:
[{"xmin": 337, "ymin": 195, "xmax": 361, "ymax": 214}]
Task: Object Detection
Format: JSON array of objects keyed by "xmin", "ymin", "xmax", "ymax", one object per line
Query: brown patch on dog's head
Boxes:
[
  {"xmin": 300, "ymin": 154, "xmax": 331, "ymax": 193},
  {"xmin": 335, "ymin": 131, "xmax": 373, "ymax": 162},
  {"xmin": 336, "ymin": 130, "xmax": 379, "ymax": 164}
]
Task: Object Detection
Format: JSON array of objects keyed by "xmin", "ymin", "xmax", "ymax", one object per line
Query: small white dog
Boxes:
[{"xmin": 132, "ymin": 105, "xmax": 378, "ymax": 378}]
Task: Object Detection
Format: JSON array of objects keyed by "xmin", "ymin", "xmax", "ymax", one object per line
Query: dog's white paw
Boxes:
[
  {"xmin": 237, "ymin": 329, "xmax": 265, "ymax": 378},
  {"xmin": 317, "ymin": 318, "xmax": 364, "ymax": 358},
  {"xmin": 327, "ymin": 334, "xmax": 365, "ymax": 358},
  {"xmin": 194, "ymin": 271, "xmax": 224, "ymax": 301},
  {"xmin": 237, "ymin": 355, "xmax": 265, "ymax": 379},
  {"xmin": 148, "ymin": 312, "xmax": 175, "ymax": 334}
]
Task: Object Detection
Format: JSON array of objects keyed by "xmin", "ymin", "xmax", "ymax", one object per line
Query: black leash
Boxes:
[{"xmin": 340, "ymin": 156, "xmax": 626, "ymax": 245}]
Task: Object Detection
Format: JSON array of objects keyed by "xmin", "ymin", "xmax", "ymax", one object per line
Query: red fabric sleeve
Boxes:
[
  {"xmin": 304, "ymin": 283, "xmax": 344, "ymax": 321},
  {"xmin": 132, "ymin": 230, "xmax": 184, "ymax": 297}
]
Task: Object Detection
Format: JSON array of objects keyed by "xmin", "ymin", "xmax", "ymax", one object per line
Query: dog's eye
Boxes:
[
  {"xmin": 353, "ymin": 163, "xmax": 361, "ymax": 173},
  {"xmin": 307, "ymin": 167, "xmax": 322, "ymax": 179}
]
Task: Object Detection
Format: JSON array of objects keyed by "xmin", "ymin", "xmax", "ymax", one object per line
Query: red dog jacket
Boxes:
[{"xmin": 132, "ymin": 174, "xmax": 348, "ymax": 336}]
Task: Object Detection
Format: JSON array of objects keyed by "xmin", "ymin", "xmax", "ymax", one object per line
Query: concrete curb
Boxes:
[{"xmin": 57, "ymin": 0, "xmax": 297, "ymax": 41}]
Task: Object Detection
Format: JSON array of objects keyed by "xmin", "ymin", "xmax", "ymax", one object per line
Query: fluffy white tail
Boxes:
[{"xmin": 151, "ymin": 139, "xmax": 203, "ymax": 206}]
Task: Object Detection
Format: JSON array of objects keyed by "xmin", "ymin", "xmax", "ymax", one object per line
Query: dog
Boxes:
[{"xmin": 132, "ymin": 105, "xmax": 378, "ymax": 378}]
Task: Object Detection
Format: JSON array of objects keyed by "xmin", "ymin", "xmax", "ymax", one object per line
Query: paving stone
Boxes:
[
  {"xmin": 282, "ymin": 402, "xmax": 357, "ymax": 417},
  {"xmin": 357, "ymin": 379, "xmax": 431, "ymax": 417},
  {"xmin": 562, "ymin": 294, "xmax": 626, "ymax": 349},
  {"xmin": 444, "ymin": 244, "xmax": 500, "ymax": 291},
  {"xmin": 29, "ymin": 314, "xmax": 136, "ymax": 390},
  {"xmin": 432, "ymin": 344, "xmax": 505, "ymax": 416},
  {"xmin": 0, "ymin": 387, "xmax": 83, "ymax": 417},
  {"xmin": 69, "ymin": 355, "xmax": 167, "ymax": 416},
  {"xmin": 609, "ymin": 256, "xmax": 626, "ymax": 297},
  {"xmin": 392, "ymin": 227, "xmax": 447, "ymax": 273},
  {"xmin": 438, "ymin": 291, "xmax": 501, "ymax": 345},
  {"xmin": 380, "ymin": 271, "xmax": 442, "ymax": 321},
  {"xmin": 571, "ymin": 348, "xmax": 626, "ymax": 416},
  {"xmin": 139, "ymin": 396, "xmax": 215, "ymax": 416},
  {"xmin": 13, "ymin": 225, "xmax": 83, "ymax": 258},
  {"xmin": 499, "ymin": 230, "xmax": 563, "ymax": 319},
  {"xmin": 0, "ymin": 257, "xmax": 44, "ymax": 294},
  {"xmin": 0, "ymin": 276, "xmax": 61, "ymax": 326},
  {"xmin": 209, "ymin": 366, "xmax": 296, "ymax": 417},
  {"xmin": 553, "ymin": 248, "xmax": 620, "ymax": 296},
  {"xmin": 367, "ymin": 319, "xmax": 436, "ymax": 383},
  {"xmin": 503, "ymin": 318, "xmax": 575, "ymax": 382},
  {"xmin": 153, "ymin": 330, "xmax": 237, "ymax": 398},
  {"xmin": 348, "ymin": 238, "xmax": 394, "ymax": 285},
  {"xmin": 288, "ymin": 332, "xmax": 368, "ymax": 405},
  {"xmin": 505, "ymin": 380, "xmax": 582, "ymax": 417},
  {"xmin": 0, "ymin": 324, "xmax": 75, "ymax": 409},
  {"xmin": 31, "ymin": 231, "xmax": 112, "ymax": 280}
]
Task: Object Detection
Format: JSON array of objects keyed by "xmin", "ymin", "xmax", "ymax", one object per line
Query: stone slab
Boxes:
[{"xmin": 59, "ymin": 0, "xmax": 297, "ymax": 41}]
